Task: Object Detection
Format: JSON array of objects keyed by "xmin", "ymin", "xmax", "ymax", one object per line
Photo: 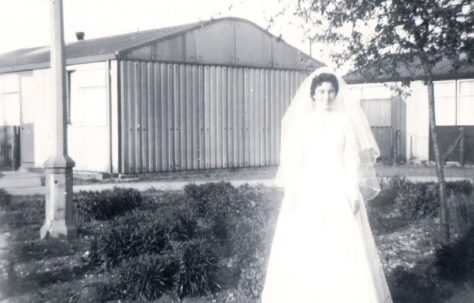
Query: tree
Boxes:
[{"xmin": 280, "ymin": 0, "xmax": 474, "ymax": 243}]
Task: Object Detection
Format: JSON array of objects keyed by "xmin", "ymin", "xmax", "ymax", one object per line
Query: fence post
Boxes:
[
  {"xmin": 459, "ymin": 127, "xmax": 465, "ymax": 167},
  {"xmin": 392, "ymin": 129, "xmax": 399, "ymax": 166},
  {"xmin": 11, "ymin": 127, "xmax": 15, "ymax": 171},
  {"xmin": 13, "ymin": 126, "xmax": 20, "ymax": 170}
]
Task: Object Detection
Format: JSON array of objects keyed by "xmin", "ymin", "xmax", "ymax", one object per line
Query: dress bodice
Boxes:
[
  {"xmin": 300, "ymin": 110, "xmax": 348, "ymax": 172},
  {"xmin": 293, "ymin": 109, "xmax": 361, "ymax": 201}
]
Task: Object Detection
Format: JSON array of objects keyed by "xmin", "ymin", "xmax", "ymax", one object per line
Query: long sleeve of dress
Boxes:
[
  {"xmin": 343, "ymin": 120, "xmax": 361, "ymax": 204},
  {"xmin": 275, "ymin": 121, "xmax": 304, "ymax": 189}
]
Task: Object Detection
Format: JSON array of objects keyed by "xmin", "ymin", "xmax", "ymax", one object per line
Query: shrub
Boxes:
[
  {"xmin": 185, "ymin": 182, "xmax": 238, "ymax": 244},
  {"xmin": 378, "ymin": 178, "xmax": 473, "ymax": 221},
  {"xmin": 75, "ymin": 187, "xmax": 143, "ymax": 221},
  {"xmin": 231, "ymin": 186, "xmax": 282, "ymax": 262},
  {"xmin": 93, "ymin": 280, "xmax": 127, "ymax": 302},
  {"xmin": 0, "ymin": 196, "xmax": 44, "ymax": 238},
  {"xmin": 89, "ymin": 218, "xmax": 170, "ymax": 268},
  {"xmin": 446, "ymin": 181, "xmax": 474, "ymax": 196},
  {"xmin": 444, "ymin": 284, "xmax": 474, "ymax": 303},
  {"xmin": 368, "ymin": 178, "xmax": 474, "ymax": 234},
  {"xmin": 371, "ymin": 177, "xmax": 406, "ymax": 209},
  {"xmin": 115, "ymin": 253, "xmax": 179, "ymax": 301},
  {"xmin": 2, "ymin": 195, "xmax": 44, "ymax": 212},
  {"xmin": 184, "ymin": 183, "xmax": 280, "ymax": 261},
  {"xmin": 174, "ymin": 239, "xmax": 220, "ymax": 298},
  {"xmin": 367, "ymin": 178, "xmax": 410, "ymax": 234},
  {"xmin": 436, "ymin": 226, "xmax": 474, "ymax": 282},
  {"xmin": 415, "ymin": 181, "xmax": 471, "ymax": 220},
  {"xmin": 395, "ymin": 181, "xmax": 438, "ymax": 220},
  {"xmin": 92, "ymin": 237, "xmax": 219, "ymax": 301},
  {"xmin": 166, "ymin": 204, "xmax": 199, "ymax": 242},
  {"xmin": 0, "ymin": 188, "xmax": 11, "ymax": 210},
  {"xmin": 237, "ymin": 251, "xmax": 267, "ymax": 299},
  {"xmin": 87, "ymin": 183, "xmax": 279, "ymax": 301},
  {"xmin": 387, "ymin": 264, "xmax": 451, "ymax": 303},
  {"xmin": 230, "ymin": 209, "xmax": 273, "ymax": 269},
  {"xmin": 88, "ymin": 202, "xmax": 200, "ymax": 269}
]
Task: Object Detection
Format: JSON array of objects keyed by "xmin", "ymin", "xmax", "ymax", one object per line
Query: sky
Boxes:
[{"xmin": 0, "ymin": 0, "xmax": 334, "ymax": 68}]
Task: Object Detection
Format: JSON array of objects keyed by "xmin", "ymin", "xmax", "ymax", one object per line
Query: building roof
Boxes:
[
  {"xmin": 344, "ymin": 57, "xmax": 474, "ymax": 84},
  {"xmin": 0, "ymin": 22, "xmax": 200, "ymax": 73},
  {"xmin": 0, "ymin": 17, "xmax": 322, "ymax": 73}
]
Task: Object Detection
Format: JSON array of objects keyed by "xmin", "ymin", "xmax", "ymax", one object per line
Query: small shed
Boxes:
[
  {"xmin": 0, "ymin": 17, "xmax": 322, "ymax": 175},
  {"xmin": 345, "ymin": 59, "xmax": 474, "ymax": 164}
]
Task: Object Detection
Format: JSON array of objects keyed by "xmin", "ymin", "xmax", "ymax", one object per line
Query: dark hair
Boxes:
[{"xmin": 310, "ymin": 73, "xmax": 339, "ymax": 99}]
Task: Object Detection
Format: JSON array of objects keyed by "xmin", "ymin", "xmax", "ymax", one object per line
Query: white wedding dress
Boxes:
[{"xmin": 262, "ymin": 110, "xmax": 392, "ymax": 303}]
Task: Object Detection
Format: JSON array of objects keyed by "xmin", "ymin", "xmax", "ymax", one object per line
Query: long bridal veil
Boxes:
[
  {"xmin": 270, "ymin": 67, "xmax": 393, "ymax": 303},
  {"xmin": 275, "ymin": 67, "xmax": 380, "ymax": 200}
]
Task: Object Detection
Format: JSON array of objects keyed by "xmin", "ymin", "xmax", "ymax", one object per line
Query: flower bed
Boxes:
[{"xmin": 0, "ymin": 179, "xmax": 473, "ymax": 302}]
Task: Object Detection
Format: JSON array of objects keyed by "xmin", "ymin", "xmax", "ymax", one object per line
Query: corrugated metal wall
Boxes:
[{"xmin": 119, "ymin": 60, "xmax": 305, "ymax": 174}]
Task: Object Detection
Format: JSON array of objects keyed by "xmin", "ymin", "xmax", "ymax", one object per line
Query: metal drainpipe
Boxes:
[
  {"xmin": 114, "ymin": 51, "xmax": 122, "ymax": 177},
  {"xmin": 107, "ymin": 59, "xmax": 113, "ymax": 177}
]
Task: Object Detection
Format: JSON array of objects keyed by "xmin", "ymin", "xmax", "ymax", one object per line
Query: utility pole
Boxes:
[{"xmin": 40, "ymin": 0, "xmax": 76, "ymax": 240}]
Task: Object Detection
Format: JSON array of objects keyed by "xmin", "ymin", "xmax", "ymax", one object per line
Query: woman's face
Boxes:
[{"xmin": 312, "ymin": 81, "xmax": 337, "ymax": 111}]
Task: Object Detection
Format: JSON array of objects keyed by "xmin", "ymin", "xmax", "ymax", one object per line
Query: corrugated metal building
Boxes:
[
  {"xmin": 345, "ymin": 59, "xmax": 474, "ymax": 164},
  {"xmin": 0, "ymin": 17, "xmax": 322, "ymax": 175}
]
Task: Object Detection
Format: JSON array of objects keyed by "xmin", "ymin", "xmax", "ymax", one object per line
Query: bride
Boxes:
[{"xmin": 261, "ymin": 68, "xmax": 393, "ymax": 302}]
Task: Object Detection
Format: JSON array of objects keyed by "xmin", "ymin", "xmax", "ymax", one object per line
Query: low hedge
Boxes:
[
  {"xmin": 74, "ymin": 187, "xmax": 143, "ymax": 221},
  {"xmin": 436, "ymin": 225, "xmax": 474, "ymax": 282},
  {"xmin": 368, "ymin": 177, "xmax": 474, "ymax": 235},
  {"xmin": 0, "ymin": 188, "xmax": 11, "ymax": 210},
  {"xmin": 89, "ymin": 216, "xmax": 170, "ymax": 269},
  {"xmin": 86, "ymin": 183, "xmax": 281, "ymax": 301}
]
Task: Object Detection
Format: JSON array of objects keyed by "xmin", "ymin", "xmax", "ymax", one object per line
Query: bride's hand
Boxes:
[{"xmin": 350, "ymin": 198, "xmax": 360, "ymax": 215}]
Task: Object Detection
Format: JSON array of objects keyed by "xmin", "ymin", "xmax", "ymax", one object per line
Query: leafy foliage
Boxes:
[
  {"xmin": 436, "ymin": 225, "xmax": 474, "ymax": 282},
  {"xmin": 115, "ymin": 253, "xmax": 179, "ymax": 301},
  {"xmin": 88, "ymin": 214, "xmax": 170, "ymax": 268},
  {"xmin": 74, "ymin": 187, "xmax": 143, "ymax": 221},
  {"xmin": 367, "ymin": 178, "xmax": 474, "ymax": 237},
  {"xmin": 0, "ymin": 188, "xmax": 11, "ymax": 210},
  {"xmin": 280, "ymin": 0, "xmax": 474, "ymax": 243},
  {"xmin": 396, "ymin": 181, "xmax": 440, "ymax": 219},
  {"xmin": 14, "ymin": 179, "xmax": 474, "ymax": 302},
  {"xmin": 174, "ymin": 239, "xmax": 220, "ymax": 298},
  {"xmin": 388, "ymin": 262, "xmax": 451, "ymax": 303},
  {"xmin": 185, "ymin": 183, "xmax": 280, "ymax": 266},
  {"xmin": 287, "ymin": 0, "xmax": 474, "ymax": 74},
  {"xmin": 237, "ymin": 252, "xmax": 267, "ymax": 299}
]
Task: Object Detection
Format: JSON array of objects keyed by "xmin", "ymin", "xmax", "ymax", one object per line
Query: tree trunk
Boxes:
[{"xmin": 427, "ymin": 79, "xmax": 450, "ymax": 243}]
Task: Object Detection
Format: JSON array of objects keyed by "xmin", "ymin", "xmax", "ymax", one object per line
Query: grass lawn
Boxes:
[{"xmin": 0, "ymin": 179, "xmax": 474, "ymax": 302}]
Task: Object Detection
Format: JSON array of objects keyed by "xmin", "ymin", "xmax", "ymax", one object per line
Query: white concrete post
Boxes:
[{"xmin": 40, "ymin": 0, "xmax": 76, "ymax": 240}]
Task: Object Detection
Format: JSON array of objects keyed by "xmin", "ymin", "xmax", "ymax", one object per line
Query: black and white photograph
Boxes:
[{"xmin": 0, "ymin": 0, "xmax": 473, "ymax": 302}]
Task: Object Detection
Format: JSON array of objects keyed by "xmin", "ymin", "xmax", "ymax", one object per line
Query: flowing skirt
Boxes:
[{"xmin": 261, "ymin": 181, "xmax": 393, "ymax": 303}]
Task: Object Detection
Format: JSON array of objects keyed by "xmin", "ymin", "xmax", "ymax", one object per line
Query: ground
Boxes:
[{"xmin": 0, "ymin": 164, "xmax": 473, "ymax": 302}]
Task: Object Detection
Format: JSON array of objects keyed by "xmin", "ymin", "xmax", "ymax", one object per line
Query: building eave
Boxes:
[{"xmin": 0, "ymin": 54, "xmax": 117, "ymax": 74}]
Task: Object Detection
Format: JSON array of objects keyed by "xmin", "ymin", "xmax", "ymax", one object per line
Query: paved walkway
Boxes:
[
  {"xmin": 0, "ymin": 165, "xmax": 473, "ymax": 195},
  {"xmin": 0, "ymin": 171, "xmax": 278, "ymax": 195}
]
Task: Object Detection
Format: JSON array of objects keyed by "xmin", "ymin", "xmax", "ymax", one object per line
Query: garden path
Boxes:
[{"xmin": 0, "ymin": 164, "xmax": 473, "ymax": 195}]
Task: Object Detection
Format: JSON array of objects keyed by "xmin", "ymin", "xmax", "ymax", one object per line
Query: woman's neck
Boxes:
[{"xmin": 312, "ymin": 105, "xmax": 333, "ymax": 113}]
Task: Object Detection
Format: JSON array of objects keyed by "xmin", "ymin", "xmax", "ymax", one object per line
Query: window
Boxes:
[
  {"xmin": 457, "ymin": 80, "xmax": 474, "ymax": 125},
  {"xmin": 69, "ymin": 69, "xmax": 107, "ymax": 126},
  {"xmin": 434, "ymin": 81, "xmax": 456, "ymax": 126},
  {"xmin": 0, "ymin": 75, "xmax": 20, "ymax": 125},
  {"xmin": 433, "ymin": 79, "xmax": 474, "ymax": 126}
]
